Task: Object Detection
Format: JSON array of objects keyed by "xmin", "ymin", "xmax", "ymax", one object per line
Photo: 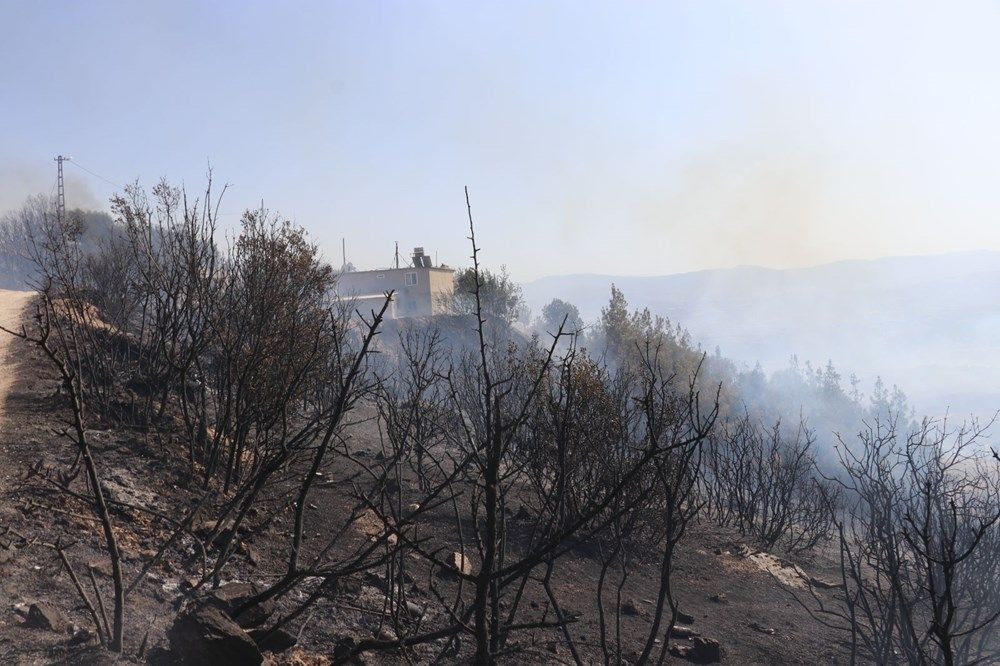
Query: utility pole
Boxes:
[
  {"xmin": 54, "ymin": 155, "xmax": 71, "ymax": 223},
  {"xmin": 394, "ymin": 241, "xmax": 400, "ymax": 269},
  {"xmin": 342, "ymin": 237, "xmax": 346, "ymax": 269}
]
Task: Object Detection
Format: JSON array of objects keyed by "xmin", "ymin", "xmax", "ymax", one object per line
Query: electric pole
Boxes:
[{"xmin": 54, "ymin": 155, "xmax": 71, "ymax": 223}]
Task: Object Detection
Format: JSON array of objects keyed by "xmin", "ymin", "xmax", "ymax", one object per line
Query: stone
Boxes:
[
  {"xmin": 69, "ymin": 624, "xmax": 95, "ymax": 645},
  {"xmin": 676, "ymin": 609, "xmax": 696, "ymax": 624},
  {"xmin": 405, "ymin": 601, "xmax": 424, "ymax": 618},
  {"xmin": 166, "ymin": 601, "xmax": 263, "ymax": 665},
  {"xmin": 449, "ymin": 552, "xmax": 473, "ymax": 576},
  {"xmin": 194, "ymin": 519, "xmax": 236, "ymax": 548},
  {"xmin": 621, "ymin": 598, "xmax": 641, "ymax": 616},
  {"xmin": 670, "ymin": 625, "xmax": 700, "ymax": 638},
  {"xmin": 25, "ymin": 603, "xmax": 67, "ymax": 633},
  {"xmin": 211, "ymin": 582, "xmax": 276, "ymax": 629},
  {"xmin": 670, "ymin": 636, "xmax": 722, "ymax": 664},
  {"xmin": 88, "ymin": 560, "xmax": 114, "ymax": 578},
  {"xmin": 708, "ymin": 593, "xmax": 728, "ymax": 604},
  {"xmin": 240, "ymin": 542, "xmax": 260, "ymax": 567}
]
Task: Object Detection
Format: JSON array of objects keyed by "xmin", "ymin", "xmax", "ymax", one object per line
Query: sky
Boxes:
[{"xmin": 3, "ymin": 1, "xmax": 1000, "ymax": 281}]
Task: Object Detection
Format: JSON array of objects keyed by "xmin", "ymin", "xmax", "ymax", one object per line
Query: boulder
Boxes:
[
  {"xmin": 211, "ymin": 582, "xmax": 276, "ymax": 629},
  {"xmin": 670, "ymin": 636, "xmax": 722, "ymax": 664},
  {"xmin": 167, "ymin": 601, "xmax": 263, "ymax": 665},
  {"xmin": 25, "ymin": 603, "xmax": 67, "ymax": 633}
]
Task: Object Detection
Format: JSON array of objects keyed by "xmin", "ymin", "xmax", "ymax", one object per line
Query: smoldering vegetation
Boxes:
[{"xmin": 1, "ymin": 181, "xmax": 999, "ymax": 664}]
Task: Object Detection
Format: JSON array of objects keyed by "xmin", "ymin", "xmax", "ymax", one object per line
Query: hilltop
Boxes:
[{"xmin": 524, "ymin": 251, "xmax": 1000, "ymax": 421}]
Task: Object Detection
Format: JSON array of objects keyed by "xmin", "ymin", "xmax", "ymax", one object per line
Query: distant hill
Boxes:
[{"xmin": 523, "ymin": 251, "xmax": 1000, "ymax": 422}]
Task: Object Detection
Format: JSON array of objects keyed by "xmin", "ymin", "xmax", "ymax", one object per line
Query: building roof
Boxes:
[{"xmin": 342, "ymin": 265, "xmax": 454, "ymax": 277}]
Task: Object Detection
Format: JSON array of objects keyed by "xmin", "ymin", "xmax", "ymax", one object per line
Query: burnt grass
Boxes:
[{"xmin": 0, "ymin": 312, "xmax": 854, "ymax": 664}]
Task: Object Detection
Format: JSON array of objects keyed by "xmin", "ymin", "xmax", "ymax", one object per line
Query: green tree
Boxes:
[
  {"xmin": 450, "ymin": 264, "xmax": 525, "ymax": 324},
  {"xmin": 539, "ymin": 297, "xmax": 583, "ymax": 334}
]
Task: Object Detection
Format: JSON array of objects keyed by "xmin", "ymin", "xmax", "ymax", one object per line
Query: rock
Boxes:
[
  {"xmin": 374, "ymin": 627, "xmax": 397, "ymax": 642},
  {"xmin": 750, "ymin": 621, "xmax": 775, "ymax": 635},
  {"xmin": 448, "ymin": 552, "xmax": 473, "ymax": 576},
  {"xmin": 240, "ymin": 542, "xmax": 260, "ymax": 567},
  {"xmin": 191, "ymin": 520, "xmax": 233, "ymax": 548},
  {"xmin": 670, "ymin": 625, "xmax": 700, "ymax": 638},
  {"xmin": 407, "ymin": 503, "xmax": 421, "ymax": 513},
  {"xmin": 25, "ymin": 603, "xmax": 67, "ymax": 633},
  {"xmin": 405, "ymin": 601, "xmax": 424, "ymax": 618},
  {"xmin": 88, "ymin": 560, "xmax": 114, "ymax": 578},
  {"xmin": 0, "ymin": 546, "xmax": 16, "ymax": 565},
  {"xmin": 621, "ymin": 598, "xmax": 641, "ymax": 616},
  {"xmin": 250, "ymin": 626, "xmax": 298, "ymax": 653},
  {"xmin": 676, "ymin": 609, "xmax": 696, "ymax": 624},
  {"xmin": 167, "ymin": 601, "xmax": 263, "ymax": 665},
  {"xmin": 212, "ymin": 582, "xmax": 276, "ymax": 629},
  {"xmin": 670, "ymin": 636, "xmax": 722, "ymax": 664},
  {"xmin": 69, "ymin": 624, "xmax": 95, "ymax": 645},
  {"xmin": 708, "ymin": 593, "xmax": 728, "ymax": 604}
]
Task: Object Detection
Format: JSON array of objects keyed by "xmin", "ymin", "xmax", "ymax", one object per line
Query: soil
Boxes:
[{"xmin": 0, "ymin": 293, "xmax": 857, "ymax": 664}]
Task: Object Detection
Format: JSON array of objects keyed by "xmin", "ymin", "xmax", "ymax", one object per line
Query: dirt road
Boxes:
[{"xmin": 0, "ymin": 289, "xmax": 32, "ymax": 422}]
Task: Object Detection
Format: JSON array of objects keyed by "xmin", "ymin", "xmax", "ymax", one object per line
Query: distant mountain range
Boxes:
[{"xmin": 523, "ymin": 251, "xmax": 1000, "ymax": 422}]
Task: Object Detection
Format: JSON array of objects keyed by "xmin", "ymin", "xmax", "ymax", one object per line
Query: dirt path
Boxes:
[{"xmin": 0, "ymin": 290, "xmax": 32, "ymax": 423}]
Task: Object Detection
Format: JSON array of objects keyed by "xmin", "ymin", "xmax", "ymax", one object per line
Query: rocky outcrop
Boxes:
[{"xmin": 166, "ymin": 600, "xmax": 264, "ymax": 665}]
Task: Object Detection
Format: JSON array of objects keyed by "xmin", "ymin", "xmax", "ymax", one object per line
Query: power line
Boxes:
[{"xmin": 68, "ymin": 160, "xmax": 122, "ymax": 190}]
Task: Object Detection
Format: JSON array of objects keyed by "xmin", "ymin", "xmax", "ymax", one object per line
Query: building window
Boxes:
[
  {"xmin": 404, "ymin": 272, "xmax": 417, "ymax": 286},
  {"xmin": 377, "ymin": 273, "xmax": 384, "ymax": 279}
]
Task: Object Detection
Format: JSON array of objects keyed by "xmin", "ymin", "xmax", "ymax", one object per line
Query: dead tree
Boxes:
[
  {"xmin": 3, "ymin": 285, "xmax": 125, "ymax": 652},
  {"xmin": 792, "ymin": 415, "xmax": 1000, "ymax": 665}
]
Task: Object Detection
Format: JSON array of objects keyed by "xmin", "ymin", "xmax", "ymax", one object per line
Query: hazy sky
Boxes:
[{"xmin": 4, "ymin": 1, "xmax": 1000, "ymax": 280}]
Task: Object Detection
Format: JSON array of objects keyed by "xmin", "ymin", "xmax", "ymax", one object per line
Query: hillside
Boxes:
[
  {"xmin": 523, "ymin": 251, "xmax": 1000, "ymax": 421},
  {"xmin": 0, "ymin": 292, "xmax": 854, "ymax": 665}
]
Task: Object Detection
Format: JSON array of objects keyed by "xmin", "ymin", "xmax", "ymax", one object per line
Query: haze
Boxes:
[{"xmin": 4, "ymin": 1, "xmax": 1000, "ymax": 280}]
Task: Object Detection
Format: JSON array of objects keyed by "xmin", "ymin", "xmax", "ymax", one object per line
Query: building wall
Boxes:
[{"xmin": 336, "ymin": 266, "xmax": 454, "ymax": 319}]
